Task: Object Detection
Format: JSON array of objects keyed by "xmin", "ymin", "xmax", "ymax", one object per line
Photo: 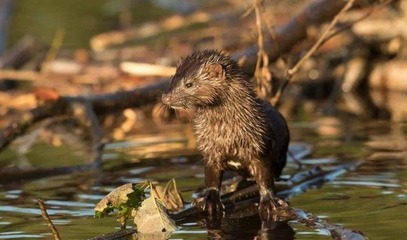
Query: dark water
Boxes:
[{"xmin": 0, "ymin": 115, "xmax": 406, "ymax": 239}]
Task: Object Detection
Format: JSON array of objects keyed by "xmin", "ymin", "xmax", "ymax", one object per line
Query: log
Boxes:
[{"xmin": 64, "ymin": 79, "xmax": 169, "ymax": 114}]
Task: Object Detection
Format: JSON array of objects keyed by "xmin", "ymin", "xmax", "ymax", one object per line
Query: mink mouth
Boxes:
[
  {"xmin": 167, "ymin": 105, "xmax": 185, "ymax": 110},
  {"xmin": 162, "ymin": 93, "xmax": 185, "ymax": 109},
  {"xmin": 162, "ymin": 100, "xmax": 187, "ymax": 110}
]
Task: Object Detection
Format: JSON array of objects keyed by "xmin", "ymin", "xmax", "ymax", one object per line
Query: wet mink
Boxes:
[{"xmin": 161, "ymin": 50, "xmax": 290, "ymax": 218}]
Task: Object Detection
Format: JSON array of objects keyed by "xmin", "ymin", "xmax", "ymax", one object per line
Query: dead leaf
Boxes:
[
  {"xmin": 162, "ymin": 179, "xmax": 184, "ymax": 211},
  {"xmin": 132, "ymin": 196, "xmax": 177, "ymax": 234},
  {"xmin": 150, "ymin": 179, "xmax": 184, "ymax": 212}
]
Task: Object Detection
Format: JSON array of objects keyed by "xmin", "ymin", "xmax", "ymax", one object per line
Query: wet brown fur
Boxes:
[{"xmin": 162, "ymin": 50, "xmax": 290, "ymax": 217}]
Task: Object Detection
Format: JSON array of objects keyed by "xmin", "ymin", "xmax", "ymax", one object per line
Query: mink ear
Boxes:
[{"xmin": 204, "ymin": 63, "xmax": 225, "ymax": 80}]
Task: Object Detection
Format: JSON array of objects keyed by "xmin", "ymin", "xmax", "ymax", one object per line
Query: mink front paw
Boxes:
[
  {"xmin": 202, "ymin": 188, "xmax": 224, "ymax": 217},
  {"xmin": 259, "ymin": 196, "xmax": 289, "ymax": 221}
]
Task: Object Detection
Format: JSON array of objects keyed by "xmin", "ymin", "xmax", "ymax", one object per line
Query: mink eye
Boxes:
[{"xmin": 185, "ymin": 82, "xmax": 193, "ymax": 88}]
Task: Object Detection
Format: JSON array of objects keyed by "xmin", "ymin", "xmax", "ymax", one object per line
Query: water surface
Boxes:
[{"xmin": 0, "ymin": 115, "xmax": 406, "ymax": 239}]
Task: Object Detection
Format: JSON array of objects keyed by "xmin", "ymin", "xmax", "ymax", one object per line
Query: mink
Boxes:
[{"xmin": 161, "ymin": 50, "xmax": 290, "ymax": 218}]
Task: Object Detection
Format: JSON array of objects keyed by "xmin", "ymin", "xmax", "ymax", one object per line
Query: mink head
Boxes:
[{"xmin": 162, "ymin": 50, "xmax": 245, "ymax": 109}]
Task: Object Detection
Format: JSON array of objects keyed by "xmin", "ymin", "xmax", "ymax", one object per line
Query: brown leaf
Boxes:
[{"xmin": 132, "ymin": 196, "xmax": 177, "ymax": 234}]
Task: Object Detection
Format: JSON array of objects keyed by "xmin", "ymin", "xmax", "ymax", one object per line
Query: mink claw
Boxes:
[
  {"xmin": 276, "ymin": 197, "xmax": 289, "ymax": 208},
  {"xmin": 259, "ymin": 196, "xmax": 290, "ymax": 221},
  {"xmin": 202, "ymin": 188, "xmax": 224, "ymax": 217}
]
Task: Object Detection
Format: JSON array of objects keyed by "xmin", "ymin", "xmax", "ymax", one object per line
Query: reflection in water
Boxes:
[
  {"xmin": 364, "ymin": 122, "xmax": 407, "ymax": 172},
  {"xmin": 205, "ymin": 204, "xmax": 295, "ymax": 240},
  {"xmin": 370, "ymin": 89, "xmax": 407, "ymax": 122}
]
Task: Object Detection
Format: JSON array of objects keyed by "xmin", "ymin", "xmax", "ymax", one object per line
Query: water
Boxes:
[{"xmin": 0, "ymin": 115, "xmax": 406, "ymax": 239}]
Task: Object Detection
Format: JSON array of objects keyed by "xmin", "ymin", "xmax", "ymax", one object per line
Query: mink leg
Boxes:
[
  {"xmin": 203, "ymin": 162, "xmax": 224, "ymax": 217},
  {"xmin": 250, "ymin": 160, "xmax": 288, "ymax": 220}
]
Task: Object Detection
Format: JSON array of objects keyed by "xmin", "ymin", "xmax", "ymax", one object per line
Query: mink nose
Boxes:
[{"xmin": 161, "ymin": 93, "xmax": 172, "ymax": 105}]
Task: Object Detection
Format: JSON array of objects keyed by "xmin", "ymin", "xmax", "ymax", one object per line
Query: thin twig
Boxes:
[
  {"xmin": 37, "ymin": 198, "xmax": 62, "ymax": 240},
  {"xmin": 288, "ymin": 0, "xmax": 356, "ymax": 76},
  {"xmin": 262, "ymin": 8, "xmax": 282, "ymax": 62},
  {"xmin": 261, "ymin": 4, "xmax": 290, "ymax": 100},
  {"xmin": 323, "ymin": 0, "xmax": 394, "ymax": 44},
  {"xmin": 253, "ymin": 0, "xmax": 272, "ymax": 98},
  {"xmin": 271, "ymin": 0, "xmax": 356, "ymax": 106},
  {"xmin": 274, "ymin": 0, "xmax": 393, "ymax": 107}
]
